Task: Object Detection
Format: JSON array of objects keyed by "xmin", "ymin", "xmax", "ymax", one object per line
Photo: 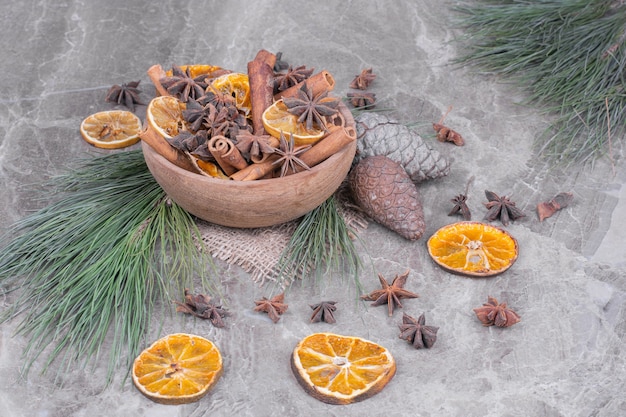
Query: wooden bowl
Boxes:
[{"xmin": 142, "ymin": 106, "xmax": 357, "ymax": 228}]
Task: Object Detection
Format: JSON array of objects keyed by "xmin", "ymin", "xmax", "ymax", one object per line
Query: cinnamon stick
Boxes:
[
  {"xmin": 208, "ymin": 135, "xmax": 249, "ymax": 176},
  {"xmin": 231, "ymin": 126, "xmax": 356, "ymax": 181},
  {"xmin": 291, "ymin": 125, "xmax": 356, "ymax": 173},
  {"xmin": 229, "ymin": 154, "xmax": 281, "ymax": 181},
  {"xmin": 147, "ymin": 64, "xmax": 169, "ymax": 97},
  {"xmin": 139, "ymin": 124, "xmax": 198, "ymax": 173},
  {"xmin": 247, "ymin": 50, "xmax": 277, "ymax": 135},
  {"xmin": 274, "ymin": 70, "xmax": 335, "ymax": 100}
]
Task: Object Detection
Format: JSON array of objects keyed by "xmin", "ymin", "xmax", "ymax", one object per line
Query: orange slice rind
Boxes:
[
  {"xmin": 80, "ymin": 110, "xmax": 142, "ymax": 149},
  {"xmin": 146, "ymin": 96, "xmax": 187, "ymax": 139},
  {"xmin": 427, "ymin": 221, "xmax": 519, "ymax": 277},
  {"xmin": 291, "ymin": 333, "xmax": 396, "ymax": 405},
  {"xmin": 262, "ymin": 99, "xmax": 325, "ymax": 146},
  {"xmin": 132, "ymin": 333, "xmax": 223, "ymax": 405}
]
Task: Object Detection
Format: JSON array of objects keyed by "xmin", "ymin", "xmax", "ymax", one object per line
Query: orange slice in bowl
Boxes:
[
  {"xmin": 209, "ymin": 72, "xmax": 251, "ymax": 115},
  {"xmin": 146, "ymin": 95, "xmax": 187, "ymax": 139},
  {"xmin": 262, "ymin": 99, "xmax": 325, "ymax": 146},
  {"xmin": 427, "ymin": 221, "xmax": 519, "ymax": 277},
  {"xmin": 132, "ymin": 333, "xmax": 223, "ymax": 405},
  {"xmin": 165, "ymin": 64, "xmax": 225, "ymax": 80},
  {"xmin": 291, "ymin": 333, "xmax": 396, "ymax": 405},
  {"xmin": 80, "ymin": 110, "xmax": 142, "ymax": 149}
]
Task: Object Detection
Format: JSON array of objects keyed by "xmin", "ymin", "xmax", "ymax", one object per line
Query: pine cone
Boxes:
[
  {"xmin": 354, "ymin": 112, "xmax": 451, "ymax": 183},
  {"xmin": 349, "ymin": 155, "xmax": 426, "ymax": 240}
]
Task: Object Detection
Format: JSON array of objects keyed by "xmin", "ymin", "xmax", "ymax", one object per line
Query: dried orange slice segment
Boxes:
[
  {"xmin": 209, "ymin": 72, "xmax": 251, "ymax": 115},
  {"xmin": 262, "ymin": 99, "xmax": 325, "ymax": 146},
  {"xmin": 427, "ymin": 221, "xmax": 519, "ymax": 277},
  {"xmin": 291, "ymin": 333, "xmax": 396, "ymax": 405},
  {"xmin": 80, "ymin": 110, "xmax": 142, "ymax": 149},
  {"xmin": 132, "ymin": 333, "xmax": 223, "ymax": 405},
  {"xmin": 146, "ymin": 95, "xmax": 187, "ymax": 139}
]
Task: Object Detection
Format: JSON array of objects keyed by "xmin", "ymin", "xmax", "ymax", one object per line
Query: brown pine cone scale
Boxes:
[{"xmin": 349, "ymin": 155, "xmax": 426, "ymax": 240}]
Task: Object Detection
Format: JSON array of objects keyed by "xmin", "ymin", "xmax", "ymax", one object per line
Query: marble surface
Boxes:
[{"xmin": 1, "ymin": 1, "xmax": 625, "ymax": 416}]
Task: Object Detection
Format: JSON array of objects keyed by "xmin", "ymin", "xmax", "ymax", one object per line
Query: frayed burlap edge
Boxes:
[{"xmin": 196, "ymin": 191, "xmax": 369, "ymax": 285}]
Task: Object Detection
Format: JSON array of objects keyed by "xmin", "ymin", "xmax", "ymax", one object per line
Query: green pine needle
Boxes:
[
  {"xmin": 0, "ymin": 149, "xmax": 216, "ymax": 384},
  {"xmin": 276, "ymin": 195, "xmax": 364, "ymax": 293},
  {"xmin": 455, "ymin": 0, "xmax": 626, "ymax": 163}
]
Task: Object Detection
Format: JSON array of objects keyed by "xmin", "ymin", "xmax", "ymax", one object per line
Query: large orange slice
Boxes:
[
  {"xmin": 79, "ymin": 110, "xmax": 142, "ymax": 149},
  {"xmin": 132, "ymin": 333, "xmax": 223, "ymax": 405},
  {"xmin": 427, "ymin": 221, "xmax": 519, "ymax": 277},
  {"xmin": 291, "ymin": 333, "xmax": 396, "ymax": 405},
  {"xmin": 262, "ymin": 99, "xmax": 325, "ymax": 146},
  {"xmin": 146, "ymin": 95, "xmax": 187, "ymax": 139}
]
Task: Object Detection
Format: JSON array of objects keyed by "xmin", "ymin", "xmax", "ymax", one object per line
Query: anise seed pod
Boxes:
[
  {"xmin": 537, "ymin": 192, "xmax": 574, "ymax": 222},
  {"xmin": 349, "ymin": 155, "xmax": 426, "ymax": 240},
  {"xmin": 354, "ymin": 112, "xmax": 450, "ymax": 183}
]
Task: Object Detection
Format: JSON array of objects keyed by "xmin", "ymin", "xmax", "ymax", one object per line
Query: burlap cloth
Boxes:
[{"xmin": 196, "ymin": 190, "xmax": 369, "ymax": 285}]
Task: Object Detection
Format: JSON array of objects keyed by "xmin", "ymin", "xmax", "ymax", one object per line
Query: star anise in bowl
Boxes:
[
  {"xmin": 274, "ymin": 65, "xmax": 314, "ymax": 93},
  {"xmin": 283, "ymin": 84, "xmax": 340, "ymax": 132}
]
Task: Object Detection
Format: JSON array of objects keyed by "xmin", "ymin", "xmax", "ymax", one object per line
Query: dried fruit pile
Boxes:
[{"xmin": 139, "ymin": 51, "xmax": 355, "ymax": 181}]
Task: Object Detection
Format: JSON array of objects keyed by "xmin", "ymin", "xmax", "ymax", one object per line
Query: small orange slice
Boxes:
[
  {"xmin": 146, "ymin": 96, "xmax": 187, "ymax": 139},
  {"xmin": 165, "ymin": 64, "xmax": 225, "ymax": 80},
  {"xmin": 80, "ymin": 110, "xmax": 142, "ymax": 149},
  {"xmin": 427, "ymin": 221, "xmax": 519, "ymax": 277},
  {"xmin": 262, "ymin": 99, "xmax": 325, "ymax": 146},
  {"xmin": 291, "ymin": 333, "xmax": 396, "ymax": 405},
  {"xmin": 132, "ymin": 333, "xmax": 223, "ymax": 405},
  {"xmin": 209, "ymin": 72, "xmax": 252, "ymax": 115}
]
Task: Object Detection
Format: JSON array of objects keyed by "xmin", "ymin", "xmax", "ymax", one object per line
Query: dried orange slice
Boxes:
[
  {"xmin": 291, "ymin": 333, "xmax": 396, "ymax": 405},
  {"xmin": 146, "ymin": 95, "xmax": 187, "ymax": 139},
  {"xmin": 80, "ymin": 110, "xmax": 142, "ymax": 149},
  {"xmin": 262, "ymin": 99, "xmax": 325, "ymax": 146},
  {"xmin": 132, "ymin": 333, "xmax": 223, "ymax": 405},
  {"xmin": 427, "ymin": 221, "xmax": 519, "ymax": 277},
  {"xmin": 209, "ymin": 72, "xmax": 252, "ymax": 115},
  {"xmin": 165, "ymin": 64, "xmax": 225, "ymax": 80}
]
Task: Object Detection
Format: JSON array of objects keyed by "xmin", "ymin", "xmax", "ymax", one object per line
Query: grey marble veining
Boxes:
[{"xmin": 1, "ymin": 1, "xmax": 625, "ymax": 416}]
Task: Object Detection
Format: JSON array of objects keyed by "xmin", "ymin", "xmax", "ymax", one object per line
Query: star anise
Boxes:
[
  {"xmin": 168, "ymin": 130, "xmax": 204, "ymax": 153},
  {"xmin": 473, "ymin": 296, "xmax": 520, "ymax": 328},
  {"xmin": 160, "ymin": 65, "xmax": 207, "ymax": 102},
  {"xmin": 273, "ymin": 51, "xmax": 290, "ymax": 72},
  {"xmin": 347, "ymin": 92, "xmax": 376, "ymax": 109},
  {"xmin": 254, "ymin": 292, "xmax": 288, "ymax": 323},
  {"xmin": 398, "ymin": 313, "xmax": 439, "ymax": 349},
  {"xmin": 182, "ymin": 99, "xmax": 211, "ymax": 132},
  {"xmin": 105, "ymin": 80, "xmax": 143, "ymax": 112},
  {"xmin": 197, "ymin": 89, "xmax": 236, "ymax": 111},
  {"xmin": 483, "ymin": 190, "xmax": 525, "ymax": 226},
  {"xmin": 360, "ymin": 270, "xmax": 419, "ymax": 316},
  {"xmin": 201, "ymin": 104, "xmax": 235, "ymax": 138},
  {"xmin": 449, "ymin": 176, "xmax": 474, "ymax": 220},
  {"xmin": 190, "ymin": 139, "xmax": 215, "ymax": 162},
  {"xmin": 272, "ymin": 132, "xmax": 311, "ymax": 177},
  {"xmin": 274, "ymin": 65, "xmax": 315, "ymax": 92},
  {"xmin": 234, "ymin": 131, "xmax": 275, "ymax": 161},
  {"xmin": 349, "ymin": 68, "xmax": 376, "ymax": 90},
  {"xmin": 283, "ymin": 84, "xmax": 340, "ymax": 131},
  {"xmin": 173, "ymin": 288, "xmax": 229, "ymax": 328},
  {"xmin": 310, "ymin": 301, "xmax": 337, "ymax": 324}
]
